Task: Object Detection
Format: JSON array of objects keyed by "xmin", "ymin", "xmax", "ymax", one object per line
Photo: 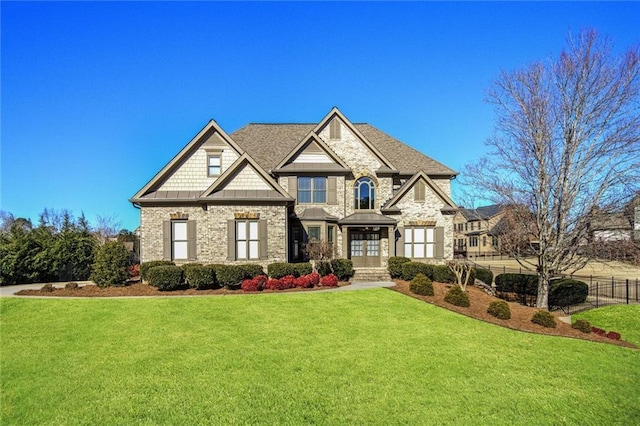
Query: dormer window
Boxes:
[{"xmin": 354, "ymin": 177, "xmax": 375, "ymax": 210}]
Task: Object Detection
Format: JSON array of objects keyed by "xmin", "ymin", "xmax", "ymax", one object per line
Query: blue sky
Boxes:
[{"xmin": 2, "ymin": 1, "xmax": 639, "ymax": 231}]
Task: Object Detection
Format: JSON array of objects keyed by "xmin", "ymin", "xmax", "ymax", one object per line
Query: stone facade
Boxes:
[{"xmin": 133, "ymin": 108, "xmax": 458, "ymax": 269}]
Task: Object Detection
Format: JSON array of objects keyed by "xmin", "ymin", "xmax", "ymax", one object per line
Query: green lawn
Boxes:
[
  {"xmin": 573, "ymin": 304, "xmax": 640, "ymax": 346},
  {"xmin": 2, "ymin": 289, "xmax": 639, "ymax": 424}
]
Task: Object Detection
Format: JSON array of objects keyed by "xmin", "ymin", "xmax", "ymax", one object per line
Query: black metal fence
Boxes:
[{"xmin": 478, "ymin": 264, "xmax": 640, "ymax": 314}]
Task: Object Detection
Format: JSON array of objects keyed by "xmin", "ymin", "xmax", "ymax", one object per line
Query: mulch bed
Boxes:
[
  {"xmin": 391, "ymin": 280, "xmax": 637, "ymax": 349},
  {"xmin": 15, "ymin": 280, "xmax": 636, "ymax": 349}
]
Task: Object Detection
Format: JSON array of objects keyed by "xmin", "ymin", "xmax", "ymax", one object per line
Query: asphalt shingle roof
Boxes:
[{"xmin": 229, "ymin": 123, "xmax": 456, "ymax": 176}]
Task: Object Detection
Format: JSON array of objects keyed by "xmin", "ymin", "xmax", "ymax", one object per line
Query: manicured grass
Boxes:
[
  {"xmin": 573, "ymin": 304, "xmax": 640, "ymax": 346},
  {"xmin": 2, "ymin": 290, "xmax": 639, "ymax": 424}
]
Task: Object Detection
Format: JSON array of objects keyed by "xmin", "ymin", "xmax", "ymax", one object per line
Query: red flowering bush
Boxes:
[
  {"xmin": 128, "ymin": 263, "xmax": 140, "ymax": 278},
  {"xmin": 241, "ymin": 275, "xmax": 267, "ymax": 292},
  {"xmin": 308, "ymin": 272, "xmax": 320, "ymax": 287},
  {"xmin": 592, "ymin": 327, "xmax": 607, "ymax": 336},
  {"xmin": 264, "ymin": 278, "xmax": 282, "ymax": 290},
  {"xmin": 295, "ymin": 274, "xmax": 314, "ymax": 288},
  {"xmin": 606, "ymin": 331, "xmax": 621, "ymax": 340},
  {"xmin": 280, "ymin": 275, "xmax": 296, "ymax": 289},
  {"xmin": 321, "ymin": 274, "xmax": 339, "ymax": 287}
]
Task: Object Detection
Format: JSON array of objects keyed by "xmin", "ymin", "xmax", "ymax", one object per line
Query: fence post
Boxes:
[
  {"xmin": 611, "ymin": 277, "xmax": 614, "ymax": 299},
  {"xmin": 596, "ymin": 282, "xmax": 599, "ymax": 308},
  {"xmin": 626, "ymin": 279, "xmax": 630, "ymax": 305},
  {"xmin": 636, "ymin": 278, "xmax": 638, "ymax": 303}
]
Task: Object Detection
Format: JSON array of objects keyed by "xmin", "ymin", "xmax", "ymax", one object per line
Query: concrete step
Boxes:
[{"xmin": 352, "ymin": 269, "xmax": 392, "ymax": 282}]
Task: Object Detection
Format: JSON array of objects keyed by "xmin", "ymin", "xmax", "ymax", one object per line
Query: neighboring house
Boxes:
[
  {"xmin": 453, "ymin": 205, "xmax": 505, "ymax": 258},
  {"xmin": 589, "ymin": 212, "xmax": 634, "ymax": 242},
  {"xmin": 130, "ymin": 107, "xmax": 458, "ymax": 273}
]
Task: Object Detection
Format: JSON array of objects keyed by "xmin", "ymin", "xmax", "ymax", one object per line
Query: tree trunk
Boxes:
[{"xmin": 536, "ymin": 271, "xmax": 550, "ymax": 309}]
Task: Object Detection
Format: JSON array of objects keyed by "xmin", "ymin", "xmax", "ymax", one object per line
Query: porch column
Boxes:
[
  {"xmin": 388, "ymin": 225, "xmax": 396, "ymax": 256},
  {"xmin": 341, "ymin": 226, "xmax": 349, "ymax": 260}
]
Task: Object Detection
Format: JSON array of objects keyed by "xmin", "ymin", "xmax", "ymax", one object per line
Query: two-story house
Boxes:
[
  {"xmin": 453, "ymin": 205, "xmax": 505, "ymax": 258},
  {"xmin": 130, "ymin": 108, "xmax": 458, "ymax": 274}
]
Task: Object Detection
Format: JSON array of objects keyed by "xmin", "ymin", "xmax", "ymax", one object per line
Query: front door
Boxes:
[{"xmin": 350, "ymin": 230, "xmax": 380, "ymax": 267}]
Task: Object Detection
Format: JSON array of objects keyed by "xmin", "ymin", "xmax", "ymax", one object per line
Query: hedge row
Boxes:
[
  {"xmin": 494, "ymin": 273, "xmax": 588, "ymax": 308},
  {"xmin": 316, "ymin": 259, "xmax": 354, "ymax": 281},
  {"xmin": 241, "ymin": 273, "xmax": 338, "ymax": 292},
  {"xmin": 397, "ymin": 261, "xmax": 458, "ymax": 284}
]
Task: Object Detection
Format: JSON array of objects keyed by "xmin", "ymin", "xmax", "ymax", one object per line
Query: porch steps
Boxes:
[{"xmin": 351, "ymin": 268, "xmax": 392, "ymax": 282}]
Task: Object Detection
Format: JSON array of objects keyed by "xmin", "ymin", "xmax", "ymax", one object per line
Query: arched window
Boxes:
[{"xmin": 354, "ymin": 177, "xmax": 375, "ymax": 210}]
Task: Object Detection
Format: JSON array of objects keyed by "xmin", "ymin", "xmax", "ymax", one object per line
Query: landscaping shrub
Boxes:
[
  {"xmin": 280, "ymin": 275, "xmax": 296, "ymax": 289},
  {"xmin": 40, "ymin": 283, "xmax": 55, "ymax": 293},
  {"xmin": 321, "ymin": 274, "xmax": 339, "ymax": 287},
  {"xmin": 140, "ymin": 260, "xmax": 175, "ymax": 281},
  {"xmin": 444, "ymin": 285, "xmax": 470, "ymax": 307},
  {"xmin": 184, "ymin": 265, "xmax": 216, "ymax": 290},
  {"xmin": 401, "ymin": 262, "xmax": 433, "ymax": 281},
  {"xmin": 487, "ymin": 300, "xmax": 511, "ymax": 320},
  {"xmin": 308, "ymin": 272, "xmax": 320, "ymax": 287},
  {"xmin": 128, "ymin": 263, "xmax": 140, "ymax": 278},
  {"xmin": 91, "ymin": 241, "xmax": 130, "ymax": 288},
  {"xmin": 494, "ymin": 273, "xmax": 538, "ymax": 295},
  {"xmin": 241, "ymin": 275, "xmax": 267, "ymax": 292},
  {"xmin": 432, "ymin": 265, "xmax": 459, "ymax": 284},
  {"xmin": 146, "ymin": 265, "xmax": 184, "ymax": 291},
  {"xmin": 473, "ymin": 267, "xmax": 493, "ymax": 285},
  {"xmin": 65, "ymin": 282, "xmax": 79, "ymax": 290},
  {"xmin": 268, "ymin": 262, "xmax": 296, "ymax": 279},
  {"xmin": 388, "ymin": 256, "xmax": 411, "ymax": 279},
  {"xmin": 607, "ymin": 331, "xmax": 621, "ymax": 340},
  {"xmin": 316, "ymin": 261, "xmax": 332, "ymax": 277},
  {"xmin": 331, "ymin": 259, "xmax": 354, "ymax": 281},
  {"xmin": 548, "ymin": 279, "xmax": 588, "ymax": 308},
  {"xmin": 592, "ymin": 327, "xmax": 606, "ymax": 336},
  {"xmin": 241, "ymin": 264, "xmax": 264, "ymax": 279},
  {"xmin": 215, "ymin": 265, "xmax": 246, "ymax": 289},
  {"xmin": 572, "ymin": 319, "xmax": 592, "ymax": 333},
  {"xmin": 293, "ymin": 263, "xmax": 313, "ymax": 277},
  {"xmin": 409, "ymin": 273, "xmax": 434, "ymax": 296},
  {"xmin": 531, "ymin": 311, "xmax": 556, "ymax": 328},
  {"xmin": 264, "ymin": 278, "xmax": 283, "ymax": 291},
  {"xmin": 295, "ymin": 274, "xmax": 314, "ymax": 288}
]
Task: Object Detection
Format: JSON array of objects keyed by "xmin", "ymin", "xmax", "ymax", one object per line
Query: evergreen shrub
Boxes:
[
  {"xmin": 401, "ymin": 262, "xmax": 433, "ymax": 281},
  {"xmin": 444, "ymin": 285, "xmax": 470, "ymax": 307},
  {"xmin": 388, "ymin": 256, "xmax": 411, "ymax": 278},
  {"xmin": 531, "ymin": 311, "xmax": 556, "ymax": 328},
  {"xmin": 140, "ymin": 260, "xmax": 175, "ymax": 281},
  {"xmin": 146, "ymin": 265, "xmax": 184, "ymax": 291},
  {"xmin": 487, "ymin": 300, "xmax": 511, "ymax": 320},
  {"xmin": 91, "ymin": 241, "xmax": 130, "ymax": 288},
  {"xmin": 184, "ymin": 265, "xmax": 216, "ymax": 289},
  {"xmin": 572, "ymin": 319, "xmax": 592, "ymax": 333},
  {"xmin": 409, "ymin": 273, "xmax": 434, "ymax": 296}
]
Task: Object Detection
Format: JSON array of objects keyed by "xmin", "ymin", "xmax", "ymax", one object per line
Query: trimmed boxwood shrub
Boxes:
[
  {"xmin": 268, "ymin": 262, "xmax": 296, "ymax": 279},
  {"xmin": 388, "ymin": 256, "xmax": 411, "ymax": 279},
  {"xmin": 184, "ymin": 265, "xmax": 216, "ymax": 290},
  {"xmin": 215, "ymin": 265, "xmax": 245, "ymax": 289},
  {"xmin": 531, "ymin": 310, "xmax": 556, "ymax": 328},
  {"xmin": 401, "ymin": 262, "xmax": 433, "ymax": 281},
  {"xmin": 65, "ymin": 282, "xmax": 79, "ymax": 290},
  {"xmin": 432, "ymin": 265, "xmax": 459, "ymax": 284},
  {"xmin": 293, "ymin": 263, "xmax": 313, "ymax": 277},
  {"xmin": 91, "ymin": 241, "xmax": 130, "ymax": 288},
  {"xmin": 40, "ymin": 283, "xmax": 55, "ymax": 292},
  {"xmin": 495, "ymin": 273, "xmax": 538, "ymax": 295},
  {"xmin": 316, "ymin": 261, "xmax": 332, "ymax": 277},
  {"xmin": 147, "ymin": 265, "xmax": 184, "ymax": 291},
  {"xmin": 331, "ymin": 259, "xmax": 354, "ymax": 281},
  {"xmin": 140, "ymin": 260, "xmax": 175, "ymax": 281},
  {"xmin": 548, "ymin": 278, "xmax": 588, "ymax": 308},
  {"xmin": 444, "ymin": 285, "xmax": 470, "ymax": 307},
  {"xmin": 487, "ymin": 300, "xmax": 511, "ymax": 320},
  {"xmin": 572, "ymin": 319, "xmax": 592, "ymax": 333},
  {"xmin": 409, "ymin": 273, "xmax": 434, "ymax": 296},
  {"xmin": 473, "ymin": 268, "xmax": 493, "ymax": 285}
]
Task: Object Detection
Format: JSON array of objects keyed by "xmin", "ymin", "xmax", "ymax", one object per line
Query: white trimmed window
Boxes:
[
  {"xmin": 172, "ymin": 221, "xmax": 188, "ymax": 260},
  {"xmin": 236, "ymin": 220, "xmax": 259, "ymax": 260},
  {"xmin": 404, "ymin": 227, "xmax": 435, "ymax": 259},
  {"xmin": 208, "ymin": 154, "xmax": 221, "ymax": 176}
]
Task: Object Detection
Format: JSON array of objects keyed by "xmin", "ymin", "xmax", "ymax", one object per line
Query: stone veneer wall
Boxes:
[
  {"xmin": 394, "ymin": 184, "xmax": 454, "ymax": 262},
  {"xmin": 140, "ymin": 204, "xmax": 287, "ymax": 267}
]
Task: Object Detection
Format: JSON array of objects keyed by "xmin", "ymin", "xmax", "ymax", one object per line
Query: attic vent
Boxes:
[
  {"xmin": 329, "ymin": 119, "xmax": 341, "ymax": 139},
  {"xmin": 170, "ymin": 212, "xmax": 189, "ymax": 220}
]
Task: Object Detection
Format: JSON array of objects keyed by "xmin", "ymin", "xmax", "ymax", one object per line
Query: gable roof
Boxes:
[
  {"xmin": 201, "ymin": 153, "xmax": 292, "ymax": 201},
  {"xmin": 131, "ymin": 120, "xmax": 243, "ymax": 201},
  {"xmin": 460, "ymin": 204, "xmax": 504, "ymax": 221},
  {"xmin": 383, "ymin": 171, "xmax": 457, "ymax": 210},
  {"xmin": 230, "ymin": 123, "xmax": 457, "ymax": 177},
  {"xmin": 274, "ymin": 131, "xmax": 350, "ymax": 173}
]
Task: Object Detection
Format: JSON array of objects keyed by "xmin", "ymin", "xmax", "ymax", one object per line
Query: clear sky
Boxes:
[{"xmin": 2, "ymin": 1, "xmax": 639, "ymax": 231}]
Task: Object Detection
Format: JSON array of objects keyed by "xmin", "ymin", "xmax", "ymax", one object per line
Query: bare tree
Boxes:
[
  {"xmin": 94, "ymin": 214, "xmax": 122, "ymax": 245},
  {"xmin": 464, "ymin": 30, "xmax": 640, "ymax": 309},
  {"xmin": 303, "ymin": 239, "xmax": 335, "ymax": 272},
  {"xmin": 447, "ymin": 259, "xmax": 473, "ymax": 291}
]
